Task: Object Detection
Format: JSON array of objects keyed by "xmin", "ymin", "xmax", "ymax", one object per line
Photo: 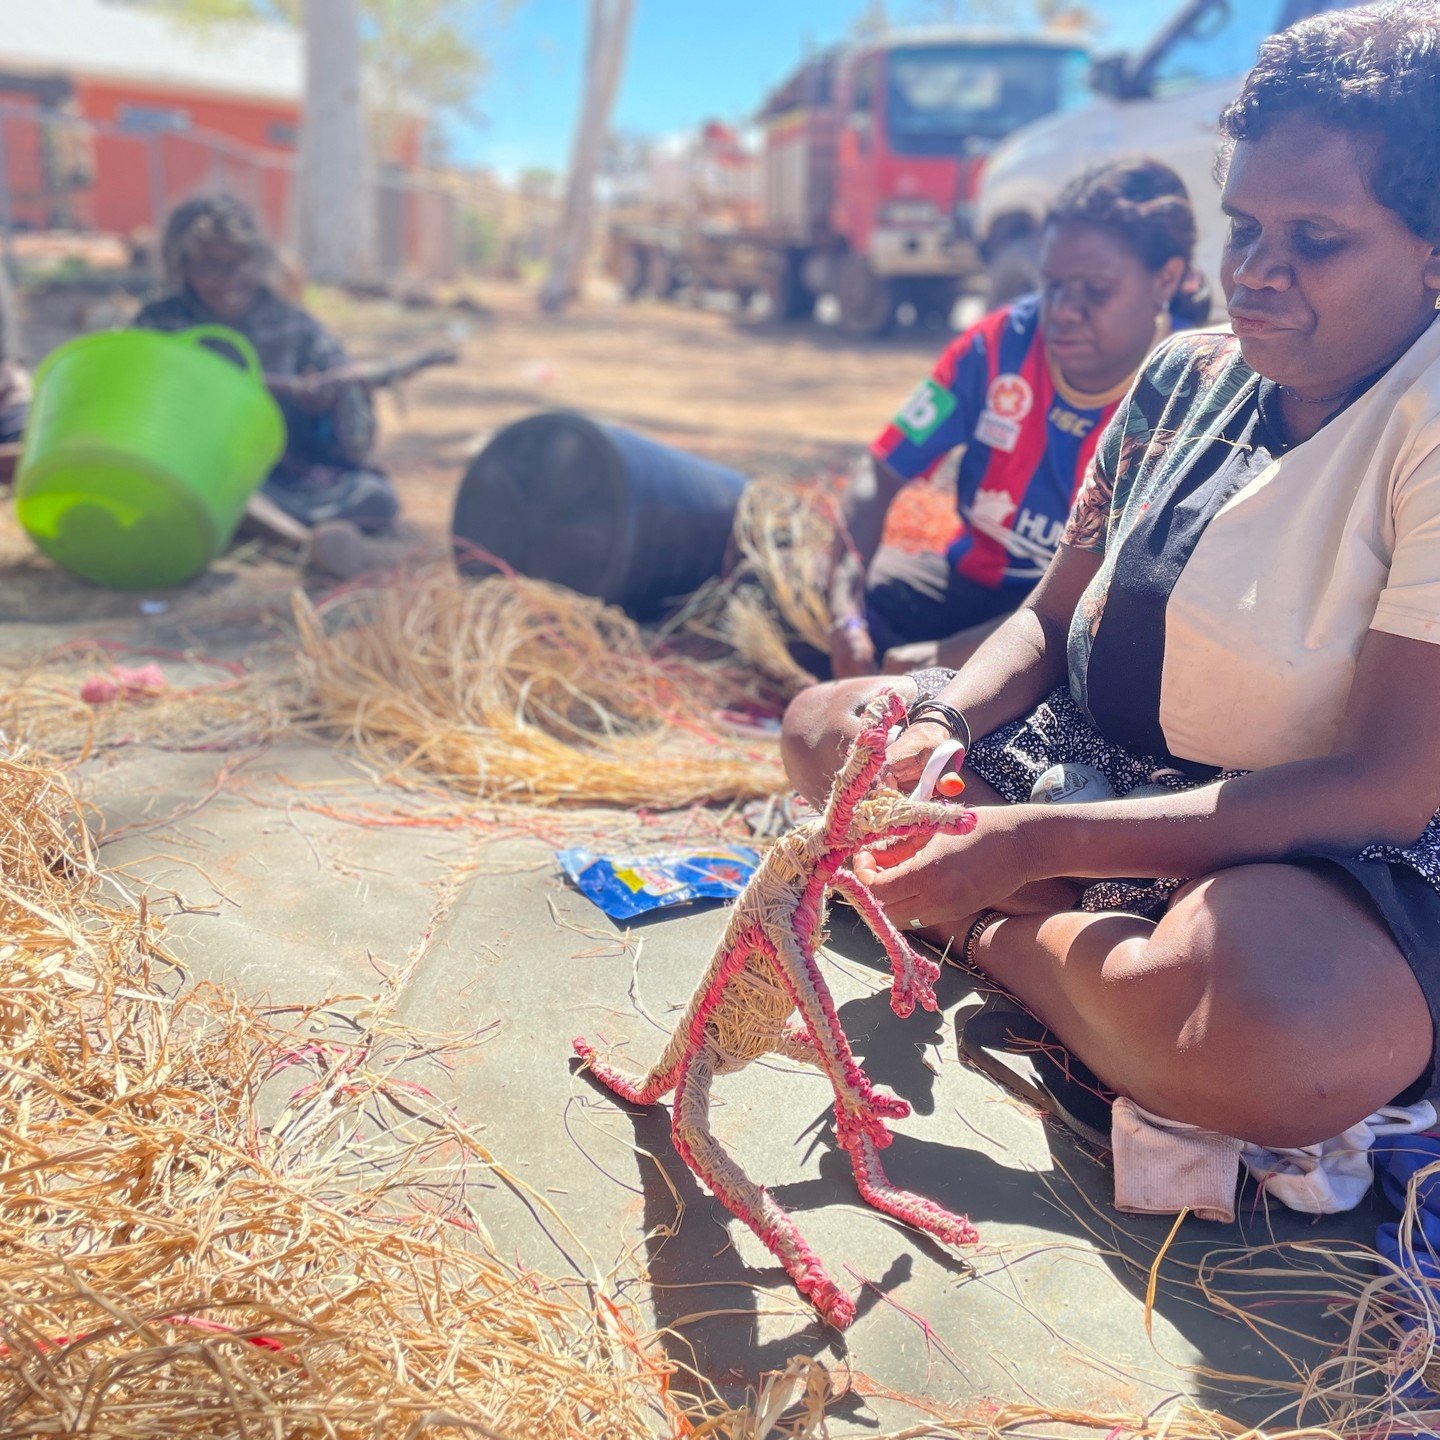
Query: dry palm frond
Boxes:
[
  {"xmin": 721, "ymin": 590, "xmax": 817, "ymax": 693},
  {"xmin": 294, "ymin": 566, "xmax": 785, "ymax": 809},
  {"xmin": 728, "ymin": 478, "xmax": 836, "ymax": 654},
  {"xmin": 0, "ymin": 744, "xmax": 673, "ymax": 1438}
]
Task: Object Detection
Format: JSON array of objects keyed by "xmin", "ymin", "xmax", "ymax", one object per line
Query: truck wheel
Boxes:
[
  {"xmin": 650, "ymin": 251, "xmax": 680, "ymax": 300},
  {"xmin": 986, "ymin": 234, "xmax": 1041, "ymax": 307},
  {"xmin": 912, "ymin": 278, "xmax": 959, "ymax": 330},
  {"xmin": 837, "ymin": 252, "xmax": 895, "ymax": 338},
  {"xmin": 618, "ymin": 245, "xmax": 650, "ymax": 298},
  {"xmin": 765, "ymin": 250, "xmax": 813, "ymax": 321}
]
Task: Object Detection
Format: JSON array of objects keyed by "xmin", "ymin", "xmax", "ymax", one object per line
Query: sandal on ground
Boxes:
[{"xmin": 955, "ymin": 993, "xmax": 1115, "ymax": 1151}]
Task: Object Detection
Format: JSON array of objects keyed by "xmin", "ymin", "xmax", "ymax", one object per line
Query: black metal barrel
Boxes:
[{"xmin": 451, "ymin": 410, "xmax": 748, "ymax": 619}]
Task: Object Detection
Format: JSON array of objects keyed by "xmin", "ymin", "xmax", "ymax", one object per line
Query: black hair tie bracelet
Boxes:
[{"xmin": 905, "ymin": 699, "xmax": 971, "ymax": 754}]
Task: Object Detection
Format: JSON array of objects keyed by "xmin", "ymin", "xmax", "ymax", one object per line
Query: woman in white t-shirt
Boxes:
[{"xmin": 784, "ymin": 1, "xmax": 1440, "ymax": 1176}]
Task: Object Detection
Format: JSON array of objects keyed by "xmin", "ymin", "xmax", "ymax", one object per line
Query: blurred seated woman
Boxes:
[
  {"xmin": 785, "ymin": 1, "xmax": 1440, "ymax": 1207},
  {"xmin": 828, "ymin": 158, "xmax": 1209, "ymax": 680},
  {"xmin": 134, "ymin": 194, "xmax": 397, "ymax": 531},
  {"xmin": 0, "ymin": 360, "xmax": 28, "ymax": 448},
  {"xmin": 0, "ymin": 260, "xmax": 30, "ymax": 453}
]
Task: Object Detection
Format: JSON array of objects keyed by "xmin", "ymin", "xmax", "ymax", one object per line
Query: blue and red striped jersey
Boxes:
[{"xmin": 871, "ymin": 294, "xmax": 1130, "ymax": 594}]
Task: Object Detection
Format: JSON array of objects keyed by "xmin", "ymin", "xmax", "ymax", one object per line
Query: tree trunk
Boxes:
[
  {"xmin": 538, "ymin": 0, "xmax": 634, "ymax": 314},
  {"xmin": 298, "ymin": 0, "xmax": 375, "ymax": 285}
]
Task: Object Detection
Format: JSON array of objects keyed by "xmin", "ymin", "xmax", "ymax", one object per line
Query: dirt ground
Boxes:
[
  {"xmin": 0, "ymin": 277, "xmax": 946, "ymax": 634},
  {"xmin": 352, "ymin": 281, "xmax": 945, "ymax": 533}
]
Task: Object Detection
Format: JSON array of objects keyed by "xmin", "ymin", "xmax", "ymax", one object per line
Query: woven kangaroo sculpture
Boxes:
[{"xmin": 574, "ymin": 689, "xmax": 979, "ymax": 1328}]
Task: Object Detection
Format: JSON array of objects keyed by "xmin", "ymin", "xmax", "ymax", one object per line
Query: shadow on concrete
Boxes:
[
  {"xmin": 821, "ymin": 907, "xmax": 1385, "ymax": 1429},
  {"xmin": 571, "ymin": 902, "xmax": 1385, "ymax": 1428},
  {"xmin": 0, "ymin": 548, "xmax": 244, "ymax": 628},
  {"xmin": 575, "ymin": 1070, "xmax": 949, "ymax": 1415}
]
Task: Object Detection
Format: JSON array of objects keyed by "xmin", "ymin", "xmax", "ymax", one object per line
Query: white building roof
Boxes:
[{"xmin": 0, "ymin": 0, "xmax": 303, "ymax": 105}]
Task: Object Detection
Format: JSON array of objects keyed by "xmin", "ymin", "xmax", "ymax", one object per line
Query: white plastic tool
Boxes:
[{"xmin": 909, "ymin": 737, "xmax": 966, "ymax": 802}]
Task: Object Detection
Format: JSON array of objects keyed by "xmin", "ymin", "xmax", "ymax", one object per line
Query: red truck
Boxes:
[{"xmin": 609, "ymin": 30, "xmax": 1089, "ymax": 336}]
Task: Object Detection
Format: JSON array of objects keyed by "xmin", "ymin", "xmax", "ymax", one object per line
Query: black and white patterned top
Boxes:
[{"xmin": 928, "ymin": 321, "xmax": 1440, "ymax": 902}]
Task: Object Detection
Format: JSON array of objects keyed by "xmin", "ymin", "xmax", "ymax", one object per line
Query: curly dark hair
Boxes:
[
  {"xmin": 1045, "ymin": 156, "xmax": 1208, "ymax": 325},
  {"xmin": 160, "ymin": 193, "xmax": 272, "ymax": 286},
  {"xmin": 1219, "ymin": 1, "xmax": 1440, "ymax": 241}
]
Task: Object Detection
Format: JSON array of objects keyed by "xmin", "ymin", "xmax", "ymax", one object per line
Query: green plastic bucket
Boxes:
[{"xmin": 16, "ymin": 325, "xmax": 285, "ymax": 588}]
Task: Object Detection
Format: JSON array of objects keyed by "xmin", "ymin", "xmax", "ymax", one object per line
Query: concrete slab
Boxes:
[
  {"xmin": 68, "ymin": 734, "xmax": 1383, "ymax": 1433},
  {"xmin": 391, "ymin": 832, "xmax": 1381, "ymax": 1431},
  {"xmin": 90, "ymin": 741, "xmax": 475, "ymax": 1003}
]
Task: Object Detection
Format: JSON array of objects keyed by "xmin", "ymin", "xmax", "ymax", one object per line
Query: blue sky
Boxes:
[{"xmin": 456, "ymin": 1, "xmax": 1165, "ymax": 176}]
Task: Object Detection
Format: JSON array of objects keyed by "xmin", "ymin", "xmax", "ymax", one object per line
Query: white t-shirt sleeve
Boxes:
[{"xmin": 1374, "ymin": 441, "xmax": 1440, "ymax": 645}]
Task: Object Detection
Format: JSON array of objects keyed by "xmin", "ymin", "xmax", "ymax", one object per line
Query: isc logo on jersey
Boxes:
[
  {"xmin": 1048, "ymin": 403, "xmax": 1096, "ymax": 439},
  {"xmin": 893, "ymin": 378, "xmax": 958, "ymax": 444}
]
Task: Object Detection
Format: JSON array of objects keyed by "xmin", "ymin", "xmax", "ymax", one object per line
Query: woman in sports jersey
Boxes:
[
  {"xmin": 829, "ymin": 158, "xmax": 1209, "ymax": 680},
  {"xmin": 786, "ymin": 1, "xmax": 1440, "ymax": 1202}
]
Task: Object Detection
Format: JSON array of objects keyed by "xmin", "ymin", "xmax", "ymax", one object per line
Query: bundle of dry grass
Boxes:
[
  {"xmin": 294, "ymin": 567, "xmax": 786, "ymax": 809},
  {"xmin": 727, "ymin": 477, "xmax": 837, "ymax": 655},
  {"xmin": 0, "ymin": 745, "xmax": 675, "ymax": 1437},
  {"xmin": 722, "ymin": 471, "xmax": 962, "ymax": 687},
  {"xmin": 671, "ymin": 580, "xmax": 818, "ymax": 697}
]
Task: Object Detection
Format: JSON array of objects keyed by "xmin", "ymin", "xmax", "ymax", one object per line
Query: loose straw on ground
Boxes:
[
  {"xmin": 8, "ymin": 720, "xmax": 1415, "ymax": 1440},
  {"xmin": 295, "ymin": 566, "xmax": 786, "ymax": 808},
  {"xmin": 0, "ymin": 639, "xmax": 294, "ymax": 761},
  {"xmin": 0, "ymin": 744, "xmax": 675, "ymax": 1437}
]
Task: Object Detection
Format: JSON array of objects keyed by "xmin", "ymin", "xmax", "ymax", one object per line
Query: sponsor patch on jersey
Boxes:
[
  {"xmin": 974, "ymin": 410, "xmax": 1020, "ymax": 452},
  {"xmin": 893, "ymin": 378, "xmax": 958, "ymax": 443}
]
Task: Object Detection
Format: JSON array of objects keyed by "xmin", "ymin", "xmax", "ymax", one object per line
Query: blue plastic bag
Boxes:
[{"xmin": 557, "ymin": 846, "xmax": 760, "ymax": 921}]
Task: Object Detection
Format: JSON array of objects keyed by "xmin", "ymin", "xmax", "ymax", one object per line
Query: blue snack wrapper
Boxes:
[{"xmin": 557, "ymin": 846, "xmax": 761, "ymax": 921}]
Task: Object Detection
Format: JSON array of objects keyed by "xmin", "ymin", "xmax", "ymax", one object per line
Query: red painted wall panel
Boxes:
[{"xmin": 0, "ymin": 75, "xmax": 435, "ymax": 270}]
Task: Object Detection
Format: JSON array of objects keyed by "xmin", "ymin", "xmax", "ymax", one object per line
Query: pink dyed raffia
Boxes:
[
  {"xmin": 80, "ymin": 664, "xmax": 168, "ymax": 705},
  {"xmin": 574, "ymin": 689, "xmax": 979, "ymax": 1328}
]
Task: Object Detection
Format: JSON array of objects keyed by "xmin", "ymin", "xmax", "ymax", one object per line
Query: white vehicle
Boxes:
[{"xmin": 974, "ymin": 0, "xmax": 1350, "ymax": 303}]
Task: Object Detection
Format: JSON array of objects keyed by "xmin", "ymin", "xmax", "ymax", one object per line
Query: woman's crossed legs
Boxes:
[{"xmin": 782, "ymin": 678, "xmax": 1432, "ymax": 1150}]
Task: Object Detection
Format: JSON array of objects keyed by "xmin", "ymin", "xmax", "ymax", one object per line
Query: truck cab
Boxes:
[
  {"xmin": 819, "ymin": 31, "xmax": 1090, "ymax": 334},
  {"xmin": 974, "ymin": 0, "xmax": 1352, "ymax": 304},
  {"xmin": 608, "ymin": 28, "xmax": 1091, "ymax": 338}
]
